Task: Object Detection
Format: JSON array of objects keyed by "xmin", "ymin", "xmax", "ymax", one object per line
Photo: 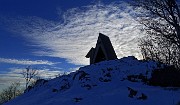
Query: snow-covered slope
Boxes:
[{"xmin": 4, "ymin": 56, "xmax": 180, "ymax": 105}]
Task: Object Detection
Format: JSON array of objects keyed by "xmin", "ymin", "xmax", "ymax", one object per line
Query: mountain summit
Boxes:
[{"xmin": 4, "ymin": 56, "xmax": 180, "ymax": 105}]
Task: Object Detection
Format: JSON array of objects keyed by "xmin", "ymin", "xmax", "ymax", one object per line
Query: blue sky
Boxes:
[{"xmin": 0, "ymin": 0, "xmax": 144, "ymax": 91}]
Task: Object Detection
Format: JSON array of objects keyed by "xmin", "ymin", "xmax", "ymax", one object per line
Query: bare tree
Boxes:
[
  {"xmin": 133, "ymin": 0, "xmax": 180, "ymax": 69},
  {"xmin": 22, "ymin": 66, "xmax": 39, "ymax": 89},
  {"xmin": 135, "ymin": 0, "xmax": 180, "ymax": 46},
  {"xmin": 0, "ymin": 82, "xmax": 23, "ymax": 104}
]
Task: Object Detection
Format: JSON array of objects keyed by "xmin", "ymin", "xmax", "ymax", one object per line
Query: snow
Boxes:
[{"xmin": 4, "ymin": 56, "xmax": 180, "ymax": 105}]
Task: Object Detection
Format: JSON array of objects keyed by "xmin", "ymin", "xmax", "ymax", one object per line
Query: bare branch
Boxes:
[
  {"xmin": 134, "ymin": 0, "xmax": 180, "ymax": 69},
  {"xmin": 21, "ymin": 66, "xmax": 39, "ymax": 89}
]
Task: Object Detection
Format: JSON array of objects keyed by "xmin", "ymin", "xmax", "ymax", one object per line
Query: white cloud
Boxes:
[
  {"xmin": 0, "ymin": 67, "xmax": 62, "ymax": 91},
  {"xmin": 0, "ymin": 58, "xmax": 57, "ymax": 65},
  {"xmin": 69, "ymin": 67, "xmax": 81, "ymax": 72},
  {"xmin": 0, "ymin": 72, "xmax": 25, "ymax": 92},
  {"xmin": 9, "ymin": 68, "xmax": 62, "ymax": 79},
  {"xmin": 2, "ymin": 1, "xmax": 144, "ymax": 65},
  {"xmin": 37, "ymin": 69, "xmax": 63, "ymax": 79}
]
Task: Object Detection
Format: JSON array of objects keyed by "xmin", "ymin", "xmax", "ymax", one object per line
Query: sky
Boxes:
[{"xmin": 0, "ymin": 0, "xmax": 144, "ymax": 91}]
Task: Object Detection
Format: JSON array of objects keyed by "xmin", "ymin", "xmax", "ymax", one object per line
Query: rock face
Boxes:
[{"xmin": 86, "ymin": 33, "xmax": 117, "ymax": 64}]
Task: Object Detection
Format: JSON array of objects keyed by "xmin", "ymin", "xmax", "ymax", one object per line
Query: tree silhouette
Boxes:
[
  {"xmin": 134, "ymin": 0, "xmax": 180, "ymax": 69},
  {"xmin": 0, "ymin": 82, "xmax": 22, "ymax": 104},
  {"xmin": 22, "ymin": 66, "xmax": 39, "ymax": 89}
]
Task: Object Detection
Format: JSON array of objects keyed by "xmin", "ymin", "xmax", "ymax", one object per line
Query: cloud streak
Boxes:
[
  {"xmin": 9, "ymin": 68, "xmax": 63, "ymax": 79},
  {"xmin": 1, "ymin": 1, "xmax": 144, "ymax": 65},
  {"xmin": 0, "ymin": 67, "xmax": 62, "ymax": 91},
  {"xmin": 0, "ymin": 58, "xmax": 56, "ymax": 65}
]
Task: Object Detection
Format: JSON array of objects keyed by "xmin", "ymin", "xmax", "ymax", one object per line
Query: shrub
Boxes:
[
  {"xmin": 0, "ymin": 82, "xmax": 23, "ymax": 104},
  {"xmin": 149, "ymin": 66, "xmax": 180, "ymax": 87}
]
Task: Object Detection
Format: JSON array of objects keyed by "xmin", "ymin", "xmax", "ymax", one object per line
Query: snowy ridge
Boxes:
[{"xmin": 4, "ymin": 56, "xmax": 180, "ymax": 105}]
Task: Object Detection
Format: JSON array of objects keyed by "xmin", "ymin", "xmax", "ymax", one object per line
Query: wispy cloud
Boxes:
[
  {"xmin": 9, "ymin": 68, "xmax": 62, "ymax": 79},
  {"xmin": 0, "ymin": 67, "xmax": 63, "ymax": 91},
  {"xmin": 1, "ymin": 1, "xmax": 144, "ymax": 65},
  {"xmin": 0, "ymin": 58, "xmax": 57, "ymax": 65}
]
